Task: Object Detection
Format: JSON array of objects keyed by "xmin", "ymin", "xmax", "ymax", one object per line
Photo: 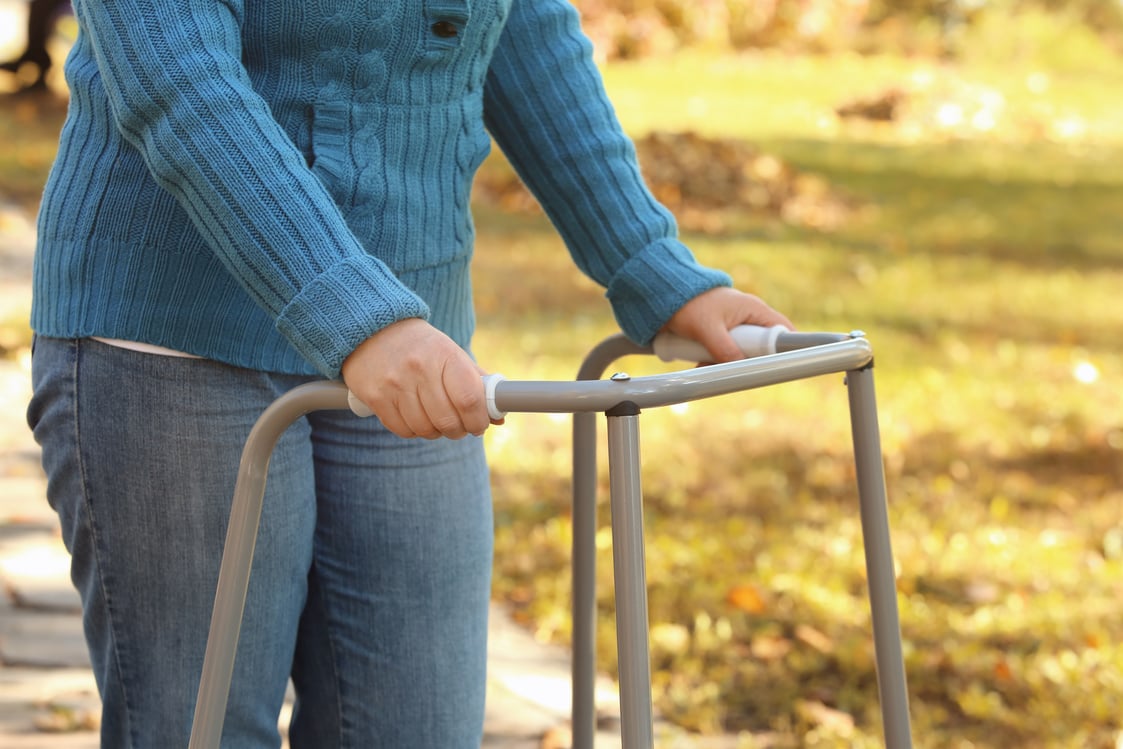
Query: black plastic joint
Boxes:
[{"xmin": 605, "ymin": 400, "xmax": 641, "ymax": 417}]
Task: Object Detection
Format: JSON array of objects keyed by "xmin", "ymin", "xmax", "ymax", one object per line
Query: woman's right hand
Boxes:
[{"xmin": 341, "ymin": 318, "xmax": 494, "ymax": 440}]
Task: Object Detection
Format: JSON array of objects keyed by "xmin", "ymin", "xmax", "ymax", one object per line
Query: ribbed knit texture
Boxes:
[{"xmin": 32, "ymin": 0, "xmax": 730, "ymax": 378}]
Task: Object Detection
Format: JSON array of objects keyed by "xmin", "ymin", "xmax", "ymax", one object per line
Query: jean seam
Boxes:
[
  {"xmin": 314, "ymin": 559, "xmax": 347, "ymax": 748},
  {"xmin": 72, "ymin": 338, "xmax": 136, "ymax": 748}
]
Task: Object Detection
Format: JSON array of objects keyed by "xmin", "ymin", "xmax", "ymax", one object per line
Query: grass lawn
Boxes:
[
  {"xmin": 3, "ymin": 40, "xmax": 1123, "ymax": 748},
  {"xmin": 471, "ymin": 51, "xmax": 1123, "ymax": 748}
]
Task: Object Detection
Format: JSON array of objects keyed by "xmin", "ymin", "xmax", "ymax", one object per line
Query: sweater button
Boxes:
[{"xmin": 431, "ymin": 20, "xmax": 458, "ymax": 38}]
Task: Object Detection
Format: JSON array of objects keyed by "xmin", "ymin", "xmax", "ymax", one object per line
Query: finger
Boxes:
[
  {"xmin": 697, "ymin": 325, "xmax": 747, "ymax": 364},
  {"xmin": 396, "ymin": 387, "xmax": 445, "ymax": 440},
  {"xmin": 442, "ymin": 360, "xmax": 490, "ymax": 437},
  {"xmin": 417, "ymin": 376, "xmax": 471, "ymax": 440},
  {"xmin": 367, "ymin": 395, "xmax": 420, "ymax": 439},
  {"xmin": 721, "ymin": 292, "xmax": 791, "ymax": 331},
  {"xmin": 745, "ymin": 298, "xmax": 794, "ymax": 331}
]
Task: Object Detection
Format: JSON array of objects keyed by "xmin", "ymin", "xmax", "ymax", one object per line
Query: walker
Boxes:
[{"xmin": 188, "ymin": 325, "xmax": 914, "ymax": 749}]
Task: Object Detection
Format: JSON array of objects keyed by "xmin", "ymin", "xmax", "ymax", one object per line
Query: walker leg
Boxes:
[
  {"xmin": 189, "ymin": 382, "xmax": 348, "ymax": 749},
  {"xmin": 572, "ymin": 411, "xmax": 599, "ymax": 749},
  {"xmin": 571, "ymin": 335, "xmax": 653, "ymax": 749},
  {"xmin": 847, "ymin": 365, "xmax": 914, "ymax": 748},
  {"xmin": 606, "ymin": 402, "xmax": 655, "ymax": 749}
]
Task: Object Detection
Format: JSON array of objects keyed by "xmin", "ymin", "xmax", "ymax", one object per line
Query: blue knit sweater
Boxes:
[{"xmin": 32, "ymin": 0, "xmax": 731, "ymax": 378}]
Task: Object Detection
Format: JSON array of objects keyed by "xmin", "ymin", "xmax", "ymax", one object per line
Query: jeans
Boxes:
[{"xmin": 27, "ymin": 337, "xmax": 494, "ymax": 748}]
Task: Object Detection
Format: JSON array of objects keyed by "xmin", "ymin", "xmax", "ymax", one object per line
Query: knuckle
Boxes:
[
  {"xmin": 455, "ymin": 388, "xmax": 484, "ymax": 412},
  {"xmin": 428, "ymin": 415, "xmax": 464, "ymax": 440},
  {"xmin": 412, "ymin": 423, "xmax": 440, "ymax": 439},
  {"xmin": 432, "ymin": 413, "xmax": 464, "ymax": 435},
  {"xmin": 388, "ymin": 424, "xmax": 416, "ymax": 439}
]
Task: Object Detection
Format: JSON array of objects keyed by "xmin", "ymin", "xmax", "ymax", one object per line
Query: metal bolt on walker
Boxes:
[{"xmin": 189, "ymin": 325, "xmax": 914, "ymax": 749}]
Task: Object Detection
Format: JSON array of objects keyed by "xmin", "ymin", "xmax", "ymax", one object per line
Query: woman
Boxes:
[{"xmin": 27, "ymin": 0, "xmax": 791, "ymax": 746}]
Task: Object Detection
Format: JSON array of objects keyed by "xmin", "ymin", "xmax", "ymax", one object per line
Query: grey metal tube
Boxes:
[
  {"xmin": 534, "ymin": 333, "xmax": 873, "ymax": 749},
  {"xmin": 571, "ymin": 335, "xmax": 648, "ymax": 749},
  {"xmin": 571, "ymin": 411, "xmax": 599, "ymax": 749},
  {"xmin": 576, "ymin": 334, "xmax": 653, "ymax": 374},
  {"xmin": 573, "ymin": 343, "xmax": 650, "ymax": 749},
  {"xmin": 495, "ymin": 338, "xmax": 872, "ymax": 415},
  {"xmin": 776, "ymin": 332, "xmax": 849, "ymax": 351},
  {"xmin": 191, "ymin": 331, "xmax": 904, "ymax": 749},
  {"xmin": 189, "ymin": 382, "xmax": 350, "ymax": 749},
  {"xmin": 847, "ymin": 366, "xmax": 913, "ymax": 748},
  {"xmin": 606, "ymin": 408, "xmax": 655, "ymax": 749}
]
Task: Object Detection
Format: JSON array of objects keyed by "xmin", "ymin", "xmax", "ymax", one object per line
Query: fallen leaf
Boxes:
[
  {"xmin": 795, "ymin": 699, "xmax": 855, "ymax": 736},
  {"xmin": 795, "ymin": 624, "xmax": 835, "ymax": 654},
  {"xmin": 751, "ymin": 634, "xmax": 792, "ymax": 660},
  {"xmin": 726, "ymin": 583, "xmax": 767, "ymax": 614},
  {"xmin": 540, "ymin": 724, "xmax": 571, "ymax": 749}
]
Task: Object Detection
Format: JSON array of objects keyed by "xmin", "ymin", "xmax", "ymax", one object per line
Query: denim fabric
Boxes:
[{"xmin": 27, "ymin": 337, "xmax": 494, "ymax": 748}]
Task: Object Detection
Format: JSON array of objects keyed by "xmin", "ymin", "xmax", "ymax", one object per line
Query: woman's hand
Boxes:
[
  {"xmin": 662, "ymin": 287, "xmax": 794, "ymax": 364},
  {"xmin": 341, "ymin": 318, "xmax": 494, "ymax": 440}
]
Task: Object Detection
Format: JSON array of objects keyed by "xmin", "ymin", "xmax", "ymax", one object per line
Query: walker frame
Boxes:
[{"xmin": 188, "ymin": 328, "xmax": 913, "ymax": 749}]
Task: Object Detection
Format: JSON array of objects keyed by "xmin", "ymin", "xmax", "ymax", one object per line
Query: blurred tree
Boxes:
[
  {"xmin": 0, "ymin": 0, "xmax": 72, "ymax": 92},
  {"xmin": 568, "ymin": 0, "xmax": 1121, "ymax": 59},
  {"xmin": 571, "ymin": 0, "xmax": 873, "ymax": 59}
]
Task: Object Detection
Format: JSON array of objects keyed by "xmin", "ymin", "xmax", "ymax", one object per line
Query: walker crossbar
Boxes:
[{"xmin": 188, "ymin": 329, "xmax": 913, "ymax": 749}]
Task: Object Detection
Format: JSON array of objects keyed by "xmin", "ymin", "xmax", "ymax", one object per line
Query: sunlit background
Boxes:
[
  {"xmin": 0, "ymin": 2, "xmax": 23, "ymax": 60},
  {"xmin": 1, "ymin": 2, "xmax": 1122, "ymax": 747}
]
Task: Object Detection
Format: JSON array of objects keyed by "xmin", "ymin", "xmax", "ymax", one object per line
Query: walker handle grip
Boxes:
[
  {"xmin": 652, "ymin": 324, "xmax": 787, "ymax": 363},
  {"xmin": 347, "ymin": 373, "xmax": 509, "ymax": 421},
  {"xmin": 347, "ymin": 390, "xmax": 374, "ymax": 418}
]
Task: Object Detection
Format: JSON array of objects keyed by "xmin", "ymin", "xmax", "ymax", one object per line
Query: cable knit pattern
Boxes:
[{"xmin": 32, "ymin": 0, "xmax": 730, "ymax": 378}]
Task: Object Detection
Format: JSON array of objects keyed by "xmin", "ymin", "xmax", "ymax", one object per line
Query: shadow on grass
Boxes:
[{"xmin": 752, "ymin": 136, "xmax": 1123, "ymax": 271}]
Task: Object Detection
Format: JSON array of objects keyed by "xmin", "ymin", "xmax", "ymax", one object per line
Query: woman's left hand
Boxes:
[{"xmin": 662, "ymin": 287, "xmax": 794, "ymax": 364}]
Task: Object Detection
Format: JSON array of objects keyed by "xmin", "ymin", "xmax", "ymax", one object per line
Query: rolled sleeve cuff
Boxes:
[
  {"xmin": 606, "ymin": 238, "xmax": 732, "ymax": 346},
  {"xmin": 276, "ymin": 255, "xmax": 431, "ymax": 378}
]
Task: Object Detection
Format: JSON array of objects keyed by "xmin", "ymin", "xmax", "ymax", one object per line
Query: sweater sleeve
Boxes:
[
  {"xmin": 71, "ymin": 0, "xmax": 429, "ymax": 377},
  {"xmin": 482, "ymin": 0, "xmax": 732, "ymax": 346}
]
